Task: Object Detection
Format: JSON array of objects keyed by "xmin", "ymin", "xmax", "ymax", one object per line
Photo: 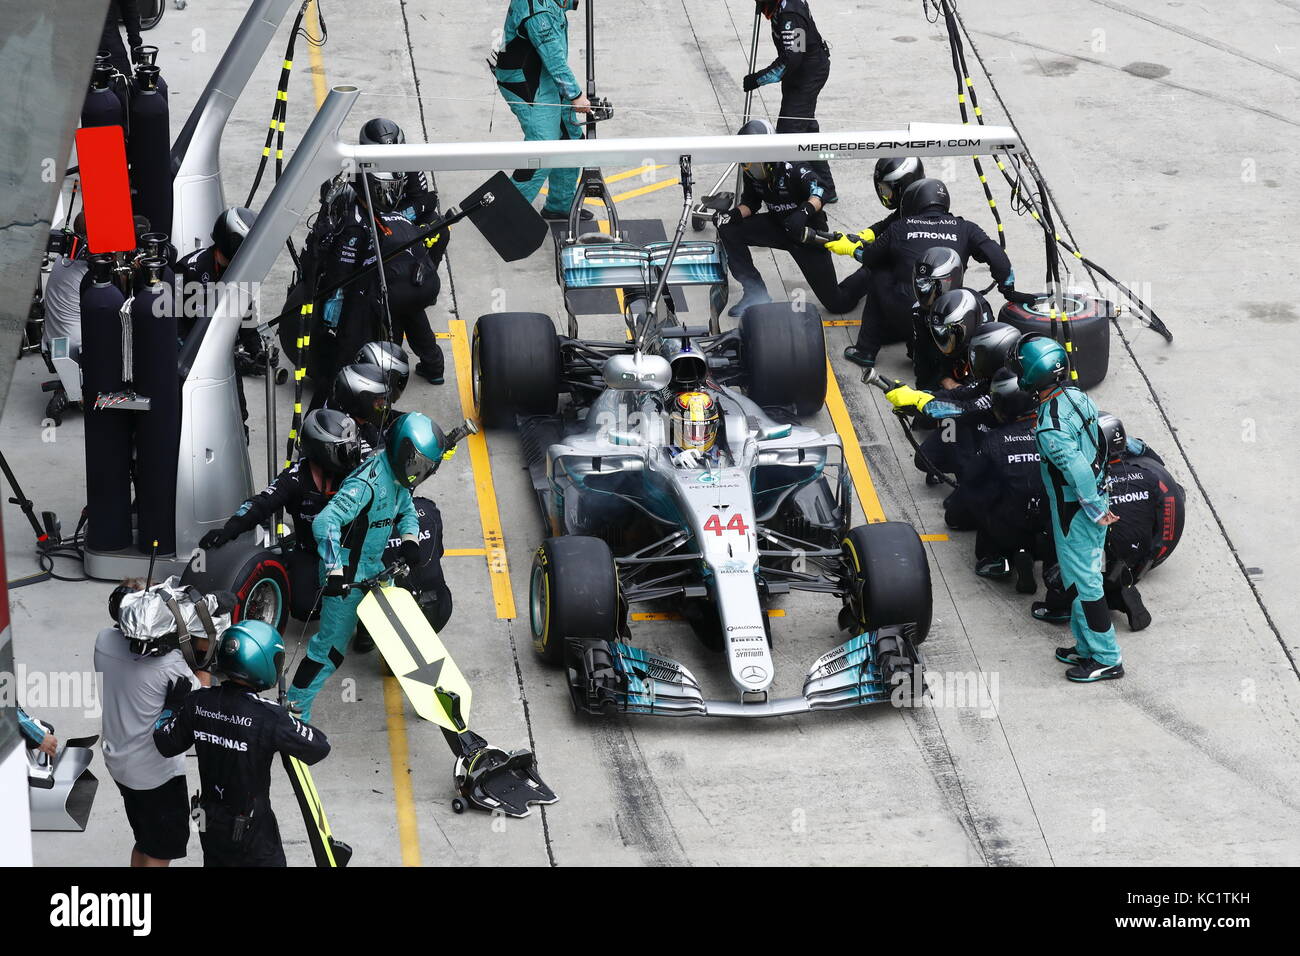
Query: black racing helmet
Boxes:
[
  {"xmin": 333, "ymin": 363, "xmax": 391, "ymax": 427},
  {"xmin": 1098, "ymin": 412, "xmax": 1127, "ymax": 462},
  {"xmin": 900, "ymin": 178, "xmax": 951, "ymax": 217},
  {"xmin": 359, "ymin": 117, "xmax": 406, "ymax": 146},
  {"xmin": 355, "ymin": 341, "xmax": 410, "ymax": 402},
  {"xmin": 967, "ymin": 321, "xmax": 1022, "ymax": 380},
  {"xmin": 913, "ymin": 247, "xmax": 964, "ymax": 312},
  {"xmin": 212, "ymin": 207, "xmax": 257, "ymax": 261},
  {"xmin": 873, "ymin": 157, "xmax": 925, "ymax": 210},
  {"xmin": 737, "ymin": 118, "xmax": 776, "ymax": 182},
  {"xmin": 929, "ymin": 289, "xmax": 991, "ymax": 356},
  {"xmin": 300, "ymin": 407, "xmax": 362, "ymax": 474},
  {"xmin": 989, "ymin": 367, "xmax": 1036, "ymax": 423}
]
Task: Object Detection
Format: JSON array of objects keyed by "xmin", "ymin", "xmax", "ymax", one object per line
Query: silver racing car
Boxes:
[{"xmin": 472, "ymin": 162, "xmax": 932, "ymax": 718}]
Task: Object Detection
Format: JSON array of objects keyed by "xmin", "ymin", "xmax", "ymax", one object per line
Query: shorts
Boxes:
[{"xmin": 116, "ymin": 775, "xmax": 192, "ymax": 860}]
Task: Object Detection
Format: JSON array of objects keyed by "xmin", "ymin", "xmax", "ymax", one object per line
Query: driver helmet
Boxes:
[{"xmin": 670, "ymin": 391, "xmax": 720, "ymax": 453}]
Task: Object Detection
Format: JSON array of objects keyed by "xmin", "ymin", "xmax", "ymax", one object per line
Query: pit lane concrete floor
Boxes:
[{"xmin": 10, "ymin": 0, "xmax": 1299, "ymax": 866}]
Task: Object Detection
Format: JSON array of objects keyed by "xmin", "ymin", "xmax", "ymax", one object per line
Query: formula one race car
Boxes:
[{"xmin": 472, "ymin": 163, "xmax": 932, "ymax": 718}]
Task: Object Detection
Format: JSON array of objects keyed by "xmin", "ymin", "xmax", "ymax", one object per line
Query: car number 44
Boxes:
[{"xmin": 704, "ymin": 514, "xmax": 750, "ymax": 536}]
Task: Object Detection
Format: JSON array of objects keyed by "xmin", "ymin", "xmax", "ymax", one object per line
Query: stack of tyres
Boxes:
[
  {"xmin": 133, "ymin": 259, "xmax": 180, "ymax": 555},
  {"xmin": 998, "ymin": 293, "xmax": 1114, "ymax": 390},
  {"xmin": 127, "ymin": 64, "xmax": 171, "ymax": 237},
  {"xmin": 79, "ymin": 257, "xmax": 132, "ymax": 552}
]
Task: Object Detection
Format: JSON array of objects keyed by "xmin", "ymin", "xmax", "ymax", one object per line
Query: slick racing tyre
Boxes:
[
  {"xmin": 741, "ymin": 301, "xmax": 827, "ymax": 418},
  {"xmin": 182, "ymin": 540, "xmax": 290, "ymax": 635},
  {"xmin": 473, "ymin": 312, "xmax": 561, "ymax": 428},
  {"xmin": 530, "ymin": 536, "xmax": 621, "ymax": 664},
  {"xmin": 999, "ymin": 293, "xmax": 1113, "ymax": 391},
  {"xmin": 842, "ymin": 522, "xmax": 932, "ymax": 645}
]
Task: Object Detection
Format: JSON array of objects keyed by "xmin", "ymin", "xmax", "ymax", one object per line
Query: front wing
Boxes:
[{"xmin": 565, "ymin": 626, "xmax": 923, "ymax": 719}]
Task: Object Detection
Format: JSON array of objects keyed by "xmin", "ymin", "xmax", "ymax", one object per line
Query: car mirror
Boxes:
[{"xmin": 603, "ymin": 353, "xmax": 672, "ymax": 391}]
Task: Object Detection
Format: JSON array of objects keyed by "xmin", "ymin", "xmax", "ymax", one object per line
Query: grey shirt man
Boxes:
[{"xmin": 93, "ymin": 627, "xmax": 195, "ymax": 791}]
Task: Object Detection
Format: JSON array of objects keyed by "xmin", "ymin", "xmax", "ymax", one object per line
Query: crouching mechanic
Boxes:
[
  {"xmin": 155, "ymin": 621, "xmax": 330, "ymax": 867},
  {"xmin": 1014, "ymin": 334, "xmax": 1123, "ymax": 682},
  {"xmin": 717, "ymin": 120, "xmax": 869, "ymax": 317},
  {"xmin": 1036, "ymin": 414, "xmax": 1183, "ymax": 631},
  {"xmin": 287, "ymin": 413, "xmax": 448, "ymax": 721},
  {"xmin": 943, "ymin": 368, "xmax": 1046, "ymax": 591}
]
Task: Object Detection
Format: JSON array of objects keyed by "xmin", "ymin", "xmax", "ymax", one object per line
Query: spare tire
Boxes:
[
  {"xmin": 529, "ymin": 536, "xmax": 622, "ymax": 664},
  {"xmin": 473, "ymin": 312, "xmax": 561, "ymax": 428},
  {"xmin": 842, "ymin": 522, "xmax": 932, "ymax": 644},
  {"xmin": 741, "ymin": 301, "xmax": 827, "ymax": 418},
  {"xmin": 999, "ymin": 293, "xmax": 1113, "ymax": 390}
]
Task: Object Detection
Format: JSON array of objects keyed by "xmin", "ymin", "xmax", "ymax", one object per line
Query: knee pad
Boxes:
[
  {"xmin": 291, "ymin": 657, "xmax": 325, "ymax": 690},
  {"xmin": 512, "ymin": 168, "xmax": 538, "ymax": 184},
  {"xmin": 1082, "ymin": 596, "xmax": 1112, "ymax": 634}
]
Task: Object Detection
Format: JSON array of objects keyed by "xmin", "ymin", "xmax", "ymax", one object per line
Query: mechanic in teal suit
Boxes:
[
  {"xmin": 1015, "ymin": 335, "xmax": 1124, "ymax": 683},
  {"xmin": 494, "ymin": 0, "xmax": 592, "ymax": 220},
  {"xmin": 288, "ymin": 414, "xmax": 448, "ymax": 721}
]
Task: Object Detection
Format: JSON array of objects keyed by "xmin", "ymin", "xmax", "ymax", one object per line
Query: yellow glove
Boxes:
[
  {"xmin": 824, "ymin": 228, "xmax": 877, "ymax": 257},
  {"xmin": 825, "ymin": 234, "xmax": 862, "ymax": 256},
  {"xmin": 885, "ymin": 385, "xmax": 934, "ymax": 410}
]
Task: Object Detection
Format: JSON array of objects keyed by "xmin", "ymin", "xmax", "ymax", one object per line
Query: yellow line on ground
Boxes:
[
  {"xmin": 607, "ymin": 178, "xmax": 681, "ymax": 204},
  {"xmin": 305, "ymin": 1, "xmax": 328, "ymax": 107},
  {"xmin": 823, "ymin": 358, "xmax": 888, "ymax": 524},
  {"xmin": 382, "ymin": 676, "xmax": 421, "ymax": 867},
  {"xmin": 444, "ymin": 547, "xmax": 488, "ymax": 557},
  {"xmin": 448, "ymin": 320, "xmax": 517, "ymax": 618},
  {"xmin": 920, "ymin": 534, "xmax": 950, "ymax": 542},
  {"xmin": 823, "ymin": 319, "xmax": 862, "ymax": 327},
  {"xmin": 603, "ymin": 164, "xmax": 667, "ymax": 184}
]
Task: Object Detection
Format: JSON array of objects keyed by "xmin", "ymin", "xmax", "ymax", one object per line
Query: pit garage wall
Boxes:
[{"xmin": 0, "ymin": 2, "xmax": 110, "ymax": 866}]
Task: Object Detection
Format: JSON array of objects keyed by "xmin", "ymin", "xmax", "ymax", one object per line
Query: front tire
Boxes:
[
  {"xmin": 181, "ymin": 539, "xmax": 291, "ymax": 635},
  {"xmin": 529, "ymin": 536, "xmax": 621, "ymax": 664},
  {"xmin": 842, "ymin": 522, "xmax": 932, "ymax": 644},
  {"xmin": 473, "ymin": 312, "xmax": 561, "ymax": 428},
  {"xmin": 741, "ymin": 301, "xmax": 827, "ymax": 417}
]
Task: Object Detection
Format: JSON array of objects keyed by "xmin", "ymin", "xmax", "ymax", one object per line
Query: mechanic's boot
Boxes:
[
  {"xmin": 1031, "ymin": 601, "xmax": 1070, "ymax": 623},
  {"xmin": 1116, "ymin": 583, "xmax": 1151, "ymax": 632},
  {"xmin": 1055, "ymin": 646, "xmax": 1088, "ymax": 666},
  {"xmin": 975, "ymin": 556, "xmax": 1012, "ymax": 579},
  {"xmin": 542, "ymin": 206, "xmax": 594, "ymax": 221},
  {"xmin": 1065, "ymin": 658, "xmax": 1125, "ymax": 683},
  {"xmin": 728, "ymin": 280, "xmax": 772, "ymax": 318},
  {"xmin": 416, "ymin": 352, "xmax": 445, "ymax": 385},
  {"xmin": 843, "ymin": 346, "xmax": 875, "ymax": 369},
  {"xmin": 1014, "ymin": 549, "xmax": 1037, "ymax": 594},
  {"xmin": 354, "ymin": 627, "xmax": 375, "ymax": 654}
]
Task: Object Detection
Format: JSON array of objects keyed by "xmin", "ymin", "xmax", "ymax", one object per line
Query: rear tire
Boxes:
[
  {"xmin": 181, "ymin": 539, "xmax": 291, "ymax": 635},
  {"xmin": 473, "ymin": 312, "xmax": 561, "ymax": 428},
  {"xmin": 998, "ymin": 293, "xmax": 1112, "ymax": 390},
  {"xmin": 741, "ymin": 301, "xmax": 827, "ymax": 417},
  {"xmin": 529, "ymin": 536, "xmax": 621, "ymax": 664},
  {"xmin": 842, "ymin": 522, "xmax": 932, "ymax": 644}
]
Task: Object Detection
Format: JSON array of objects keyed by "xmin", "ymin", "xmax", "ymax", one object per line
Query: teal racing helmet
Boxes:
[
  {"xmin": 1012, "ymin": 333, "xmax": 1070, "ymax": 391},
  {"xmin": 216, "ymin": 620, "xmax": 284, "ymax": 691},
  {"xmin": 386, "ymin": 412, "xmax": 448, "ymax": 490}
]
